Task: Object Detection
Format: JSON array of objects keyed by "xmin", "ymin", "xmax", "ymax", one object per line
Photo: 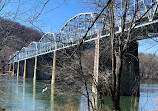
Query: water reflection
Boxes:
[
  {"xmin": 139, "ymin": 84, "xmax": 158, "ymax": 111},
  {"xmin": 0, "ymin": 75, "xmax": 157, "ymax": 111},
  {"xmin": 23, "ymin": 77, "xmax": 25, "ymax": 100},
  {"xmin": 33, "ymin": 80, "xmax": 36, "ymax": 110},
  {"xmin": 51, "ymin": 85, "xmax": 55, "ymax": 111},
  {"xmin": 16, "ymin": 77, "xmax": 18, "ymax": 94}
]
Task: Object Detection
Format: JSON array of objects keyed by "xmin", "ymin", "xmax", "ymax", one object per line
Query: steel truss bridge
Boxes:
[{"xmin": 9, "ymin": 0, "xmax": 158, "ymax": 63}]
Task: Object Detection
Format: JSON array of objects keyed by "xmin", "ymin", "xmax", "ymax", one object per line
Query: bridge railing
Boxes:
[{"xmin": 9, "ymin": 28, "xmax": 102, "ymax": 64}]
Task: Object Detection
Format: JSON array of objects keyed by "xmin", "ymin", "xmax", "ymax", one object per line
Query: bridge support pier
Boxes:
[
  {"xmin": 51, "ymin": 51, "xmax": 56, "ymax": 110},
  {"xmin": 9, "ymin": 64, "xmax": 11, "ymax": 72},
  {"xmin": 23, "ymin": 59, "xmax": 27, "ymax": 79},
  {"xmin": 17, "ymin": 61, "xmax": 19, "ymax": 78},
  {"xmin": 12, "ymin": 62, "xmax": 14, "ymax": 76},
  {"xmin": 92, "ymin": 38, "xmax": 99, "ymax": 110},
  {"xmin": 121, "ymin": 41, "xmax": 140, "ymax": 96},
  {"xmin": 33, "ymin": 56, "xmax": 37, "ymax": 81},
  {"xmin": 99, "ymin": 38, "xmax": 139, "ymax": 96}
]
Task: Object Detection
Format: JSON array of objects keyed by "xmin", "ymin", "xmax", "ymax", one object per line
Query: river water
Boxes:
[{"xmin": 0, "ymin": 75, "xmax": 157, "ymax": 111}]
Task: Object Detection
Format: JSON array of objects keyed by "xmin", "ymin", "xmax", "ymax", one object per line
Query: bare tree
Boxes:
[
  {"xmin": 78, "ymin": 0, "xmax": 158, "ymax": 110},
  {"xmin": 4, "ymin": 0, "xmax": 158, "ymax": 111}
]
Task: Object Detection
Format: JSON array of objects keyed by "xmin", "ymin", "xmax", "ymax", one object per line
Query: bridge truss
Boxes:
[{"xmin": 9, "ymin": 0, "xmax": 158, "ymax": 63}]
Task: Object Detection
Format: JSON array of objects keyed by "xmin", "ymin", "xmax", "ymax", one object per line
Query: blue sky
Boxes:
[
  {"xmin": 138, "ymin": 38, "xmax": 158, "ymax": 55},
  {"xmin": 31, "ymin": 0, "xmax": 88, "ymax": 33}
]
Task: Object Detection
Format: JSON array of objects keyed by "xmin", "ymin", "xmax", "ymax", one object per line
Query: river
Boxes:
[{"xmin": 0, "ymin": 75, "xmax": 157, "ymax": 111}]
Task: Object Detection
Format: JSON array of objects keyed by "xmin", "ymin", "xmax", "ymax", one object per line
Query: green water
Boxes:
[{"xmin": 0, "ymin": 75, "xmax": 157, "ymax": 111}]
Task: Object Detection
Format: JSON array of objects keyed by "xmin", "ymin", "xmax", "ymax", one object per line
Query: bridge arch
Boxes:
[
  {"xmin": 39, "ymin": 32, "xmax": 59, "ymax": 51},
  {"xmin": 14, "ymin": 51, "xmax": 19, "ymax": 62},
  {"xmin": 60, "ymin": 12, "xmax": 105, "ymax": 45},
  {"xmin": 19, "ymin": 47, "xmax": 28, "ymax": 59},
  {"xmin": 27, "ymin": 42, "xmax": 38, "ymax": 57},
  {"xmin": 39, "ymin": 32, "xmax": 56, "ymax": 43}
]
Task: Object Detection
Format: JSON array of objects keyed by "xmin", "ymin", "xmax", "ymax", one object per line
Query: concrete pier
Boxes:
[
  {"xmin": 23, "ymin": 59, "xmax": 27, "ymax": 79},
  {"xmin": 51, "ymin": 51, "xmax": 56, "ymax": 111},
  {"xmin": 92, "ymin": 38, "xmax": 99, "ymax": 110},
  {"xmin": 33, "ymin": 56, "xmax": 37, "ymax": 81},
  {"xmin": 9, "ymin": 64, "xmax": 11, "ymax": 72},
  {"xmin": 19, "ymin": 61, "xmax": 24, "ymax": 76},
  {"xmin": 12, "ymin": 63, "xmax": 14, "ymax": 76},
  {"xmin": 17, "ymin": 61, "xmax": 19, "ymax": 78},
  {"xmin": 26, "ymin": 58, "xmax": 35, "ymax": 78},
  {"xmin": 121, "ymin": 41, "xmax": 139, "ymax": 96}
]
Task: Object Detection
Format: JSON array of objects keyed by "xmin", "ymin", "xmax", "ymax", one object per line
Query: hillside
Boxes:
[{"xmin": 0, "ymin": 18, "xmax": 43, "ymax": 70}]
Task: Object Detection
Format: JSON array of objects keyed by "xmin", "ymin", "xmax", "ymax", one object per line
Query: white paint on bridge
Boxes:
[{"xmin": 9, "ymin": 0, "xmax": 158, "ymax": 63}]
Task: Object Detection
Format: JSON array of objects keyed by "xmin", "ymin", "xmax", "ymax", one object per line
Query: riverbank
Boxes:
[
  {"xmin": 0, "ymin": 107, "xmax": 5, "ymax": 111},
  {"xmin": 140, "ymin": 78, "xmax": 158, "ymax": 84},
  {"xmin": 0, "ymin": 71, "xmax": 12, "ymax": 75},
  {"xmin": 0, "ymin": 74, "xmax": 7, "ymax": 76}
]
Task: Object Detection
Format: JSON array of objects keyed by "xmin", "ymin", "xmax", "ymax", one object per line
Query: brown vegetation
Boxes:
[
  {"xmin": 0, "ymin": 18, "xmax": 42, "ymax": 71},
  {"xmin": 139, "ymin": 52, "xmax": 158, "ymax": 80}
]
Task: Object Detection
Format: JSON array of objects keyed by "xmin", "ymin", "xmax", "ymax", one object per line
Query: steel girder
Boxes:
[{"xmin": 9, "ymin": 0, "xmax": 158, "ymax": 63}]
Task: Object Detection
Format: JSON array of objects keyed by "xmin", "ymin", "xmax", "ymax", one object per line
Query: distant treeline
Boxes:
[
  {"xmin": 139, "ymin": 53, "xmax": 158, "ymax": 80},
  {"xmin": 0, "ymin": 18, "xmax": 43, "ymax": 70}
]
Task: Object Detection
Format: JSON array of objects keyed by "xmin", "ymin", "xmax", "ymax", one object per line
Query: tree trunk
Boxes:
[
  {"xmin": 112, "ymin": 54, "xmax": 123, "ymax": 111},
  {"xmin": 109, "ymin": 2, "xmax": 123, "ymax": 110}
]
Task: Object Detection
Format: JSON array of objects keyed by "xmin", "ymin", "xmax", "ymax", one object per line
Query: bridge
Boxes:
[
  {"xmin": 9, "ymin": 0, "xmax": 158, "ymax": 63},
  {"xmin": 8, "ymin": 0, "xmax": 158, "ymax": 108}
]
